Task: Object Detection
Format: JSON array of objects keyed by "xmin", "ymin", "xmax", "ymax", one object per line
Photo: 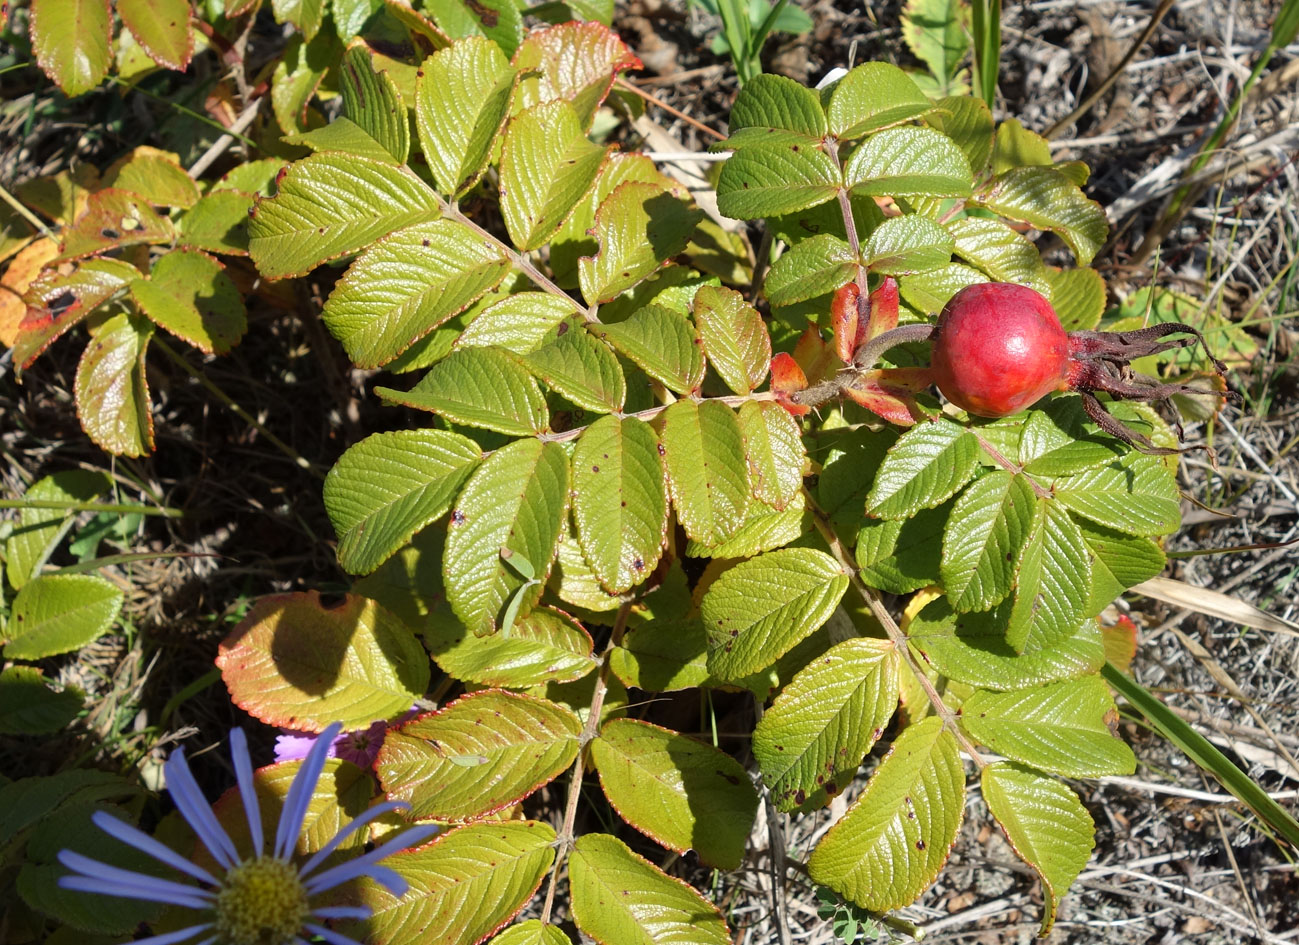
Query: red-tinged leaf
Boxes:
[
  {"xmin": 831, "ymin": 281, "xmax": 859, "ymax": 364},
  {"xmin": 14, "ymin": 259, "xmax": 140, "ymax": 374},
  {"xmin": 861, "ymin": 275, "xmax": 900, "ymax": 346},
  {"xmin": 118, "ymin": 0, "xmax": 194, "ymax": 71},
  {"xmin": 1102, "ymin": 614, "xmax": 1138, "ymax": 674},
  {"xmin": 130, "ymin": 249, "xmax": 247, "ymax": 355},
  {"xmin": 215, "ymin": 591, "xmax": 430, "ymax": 732},
  {"xmin": 844, "ymin": 370, "xmax": 932, "ymax": 426},
  {"xmin": 58, "ymin": 189, "xmax": 176, "ymax": 262},
  {"xmin": 769, "ymin": 352, "xmax": 809, "ymax": 418},
  {"xmin": 31, "ymin": 0, "xmax": 111, "ymax": 96},
  {"xmin": 75, "ymin": 312, "xmax": 155, "ymax": 456},
  {"xmin": 793, "ymin": 325, "xmax": 837, "ymax": 384},
  {"xmin": 512, "ymin": 22, "xmax": 642, "ymax": 128}
]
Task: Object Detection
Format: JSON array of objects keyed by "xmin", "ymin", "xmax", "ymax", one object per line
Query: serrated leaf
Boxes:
[
  {"xmin": 569, "ymin": 833, "xmax": 731, "ymax": 945},
  {"xmin": 962, "ymin": 676, "xmax": 1136, "ymax": 776},
  {"xmin": 578, "ymin": 182, "xmax": 701, "ymax": 305},
  {"xmin": 500, "ymin": 101, "xmax": 607, "ymax": 251},
  {"xmin": 377, "ymin": 691, "xmax": 581, "ymax": 820},
  {"xmin": 324, "ymin": 429, "xmax": 482, "ymax": 575},
  {"xmin": 808, "ymin": 716, "xmax": 965, "ymax": 912},
  {"xmin": 444, "ymin": 438, "xmax": 570, "ymax": 635},
  {"xmin": 129, "ymin": 249, "xmax": 246, "ymax": 355},
  {"xmin": 103, "ymin": 147, "xmax": 200, "ymax": 208},
  {"xmin": 660, "ymin": 399, "xmax": 750, "ymax": 547},
  {"xmin": 862, "ymin": 214, "xmax": 954, "ymax": 274},
  {"xmin": 376, "ymin": 347, "xmax": 549, "ymax": 436},
  {"xmin": 693, "ymin": 285, "xmax": 770, "ymax": 394},
  {"xmin": 945, "ymin": 216, "xmax": 1049, "ymax": 293},
  {"xmin": 764, "ymin": 232, "xmax": 857, "ymax": 307},
  {"xmin": 426, "ymin": 606, "xmax": 596, "ymax": 687},
  {"xmin": 458, "ymin": 292, "xmax": 582, "ymax": 354},
  {"xmin": 4, "ymin": 574, "xmax": 123, "ymax": 659},
  {"xmin": 75, "ymin": 311, "xmax": 154, "ymax": 457},
  {"xmin": 845, "ymin": 126, "xmax": 973, "ymax": 198},
  {"xmin": 550, "ymin": 529, "xmax": 625, "ymax": 613},
  {"xmin": 58, "ymin": 189, "xmax": 175, "ymax": 262},
  {"xmin": 31, "ymin": 0, "xmax": 111, "ymax": 96},
  {"xmin": 723, "ymin": 72, "xmax": 826, "ymax": 148},
  {"xmin": 827, "ymin": 62, "xmax": 934, "ymax": 139},
  {"xmin": 0, "ymin": 666, "xmax": 82, "ymax": 735},
  {"xmin": 270, "ymin": 30, "xmax": 337, "ymax": 136},
  {"xmin": 610, "ymin": 619, "xmax": 710, "ymax": 691},
  {"xmin": 14, "ymin": 258, "xmax": 140, "ymax": 373},
  {"xmin": 4, "ymin": 470, "xmax": 111, "ymax": 589},
  {"xmin": 491, "ymin": 921, "xmax": 573, "ymax": 945},
  {"xmin": 417, "ymin": 37, "xmax": 516, "ymax": 196},
  {"xmin": 512, "ymin": 21, "xmax": 641, "ymax": 129},
  {"xmin": 941, "ymin": 471, "xmax": 1036, "ymax": 611},
  {"xmin": 1046, "ymin": 266, "xmax": 1106, "ymax": 331},
  {"xmin": 738, "ymin": 400, "xmax": 803, "ymax": 510},
  {"xmin": 118, "ymin": 0, "xmax": 192, "ymax": 71},
  {"xmin": 321, "ymin": 219, "xmax": 510, "ymax": 368},
  {"xmin": 717, "ymin": 144, "xmax": 840, "ymax": 220},
  {"xmin": 597, "ymin": 304, "xmax": 705, "ymax": 395},
  {"xmin": 982, "ymin": 763, "xmax": 1094, "ymax": 935},
  {"xmin": 703, "ymin": 547, "xmax": 847, "ymax": 681},
  {"xmin": 906, "ymin": 595, "xmax": 1106, "ymax": 689},
  {"xmin": 215, "ymin": 591, "xmax": 429, "ymax": 730},
  {"xmin": 867, "ymin": 418, "xmax": 979, "ymax": 519},
  {"xmin": 572, "ymin": 416, "xmax": 667, "ymax": 594},
  {"xmin": 856, "ymin": 502, "xmax": 947, "ymax": 594},
  {"xmin": 271, "ymin": 0, "xmax": 323, "ymax": 39},
  {"xmin": 753, "ymin": 638, "xmax": 900, "ymax": 812},
  {"xmin": 896, "ymin": 262, "xmax": 988, "ymax": 314},
  {"xmin": 926, "ymin": 95, "xmax": 994, "ymax": 176},
  {"xmin": 590, "ymin": 718, "xmax": 757, "ymax": 869},
  {"xmin": 818, "ymin": 426, "xmax": 897, "ymax": 525},
  {"xmin": 425, "ymin": 0, "xmax": 521, "ymax": 55},
  {"xmin": 525, "ymin": 320, "xmax": 626, "ymax": 413},
  {"xmin": 1079, "ymin": 522, "xmax": 1166, "ymax": 618},
  {"xmin": 248, "ymin": 153, "xmax": 440, "ymax": 280},
  {"xmin": 350, "ymin": 821, "xmax": 556, "ymax": 945},
  {"xmin": 684, "ymin": 489, "xmax": 807, "ymax": 559},
  {"xmin": 1054, "ymin": 454, "xmax": 1181, "ymax": 537},
  {"xmin": 975, "ymin": 166, "xmax": 1108, "ymax": 266},
  {"xmin": 177, "ymin": 190, "xmax": 253, "ymax": 255},
  {"xmin": 1004, "ymin": 500, "xmax": 1091, "ymax": 653},
  {"xmin": 339, "ymin": 46, "xmax": 410, "ymax": 164}
]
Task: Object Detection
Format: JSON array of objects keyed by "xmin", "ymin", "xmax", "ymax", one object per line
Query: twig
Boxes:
[
  {"xmin": 615, "ymin": 77, "xmax": 727, "ymax": 142},
  {"xmin": 0, "ymin": 181, "xmax": 55, "ymax": 240},
  {"xmin": 188, "ymin": 96, "xmax": 264, "ymax": 180}
]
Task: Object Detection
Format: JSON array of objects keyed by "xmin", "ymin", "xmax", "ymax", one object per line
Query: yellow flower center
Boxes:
[{"xmin": 214, "ymin": 856, "xmax": 309, "ymax": 945}]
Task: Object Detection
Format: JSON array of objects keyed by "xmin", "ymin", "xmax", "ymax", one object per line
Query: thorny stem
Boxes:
[
  {"xmin": 807, "ymin": 495, "xmax": 987, "ymax": 768},
  {"xmin": 540, "ymin": 600, "xmax": 634, "ymax": 925},
  {"xmin": 791, "ymin": 323, "xmax": 936, "ymax": 409}
]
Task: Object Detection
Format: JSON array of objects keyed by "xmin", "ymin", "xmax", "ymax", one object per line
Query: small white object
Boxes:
[{"xmin": 815, "ymin": 67, "xmax": 848, "ymax": 90}]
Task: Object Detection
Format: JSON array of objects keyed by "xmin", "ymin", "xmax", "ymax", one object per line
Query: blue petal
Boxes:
[
  {"xmin": 110, "ymin": 923, "xmax": 215, "ymax": 945},
  {"xmin": 302, "ymin": 922, "xmax": 368, "ymax": 945},
  {"xmin": 303, "ymin": 824, "xmax": 438, "ymax": 895},
  {"xmin": 229, "ymin": 729, "xmax": 265, "ymax": 857},
  {"xmin": 298, "ymin": 800, "xmax": 414, "ymax": 879},
  {"xmin": 89, "ymin": 811, "xmax": 219, "ymax": 887},
  {"xmin": 310, "ymin": 906, "xmax": 373, "ymax": 920},
  {"xmin": 165, "ymin": 747, "xmax": 241, "ymax": 869},
  {"xmin": 275, "ymin": 722, "xmax": 341, "ymax": 860},
  {"xmin": 59, "ymin": 872, "xmax": 214, "ymax": 911}
]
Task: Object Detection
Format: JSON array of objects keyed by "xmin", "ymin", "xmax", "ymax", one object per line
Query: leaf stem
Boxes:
[
  {"xmin": 807, "ymin": 494, "xmax": 986, "ymax": 768},
  {"xmin": 971, "ymin": 431, "xmax": 1050, "ymax": 498},
  {"xmin": 824, "ymin": 137, "xmax": 867, "ymax": 298}
]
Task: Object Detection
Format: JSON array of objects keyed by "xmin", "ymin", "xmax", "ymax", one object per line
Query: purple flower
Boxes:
[
  {"xmin": 58, "ymin": 722, "xmax": 438, "ymax": 945},
  {"xmin": 274, "ymin": 719, "xmax": 389, "ymax": 769}
]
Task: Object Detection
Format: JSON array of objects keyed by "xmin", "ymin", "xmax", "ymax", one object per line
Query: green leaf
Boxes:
[
  {"xmin": 525, "ymin": 321, "xmax": 626, "ymax": 413},
  {"xmin": 104, "ymin": 148, "xmax": 200, "ymax": 208},
  {"xmin": 590, "ymin": 718, "xmax": 757, "ymax": 869},
  {"xmin": 426, "ymin": 605, "xmax": 597, "ymax": 687},
  {"xmin": 491, "ymin": 921, "xmax": 573, "ymax": 945},
  {"xmin": 717, "ymin": 144, "xmax": 841, "ymax": 220},
  {"xmin": 270, "ymin": 30, "xmax": 337, "ymax": 136},
  {"xmin": 377, "ymin": 691, "xmax": 581, "ymax": 820},
  {"xmin": 1054, "ymin": 454, "xmax": 1181, "ymax": 537},
  {"xmin": 321, "ymin": 219, "xmax": 510, "ymax": 368},
  {"xmin": 271, "ymin": 0, "xmax": 323, "ymax": 39},
  {"xmin": 827, "ymin": 62, "xmax": 934, "ymax": 139},
  {"xmin": 660, "ymin": 399, "xmax": 750, "ymax": 547},
  {"xmin": 512, "ymin": 21, "xmax": 641, "ymax": 129},
  {"xmin": 352, "ymin": 821, "xmax": 556, "ymax": 945},
  {"xmin": 129, "ymin": 250, "xmax": 246, "ymax": 355},
  {"xmin": 753, "ymin": 638, "xmax": 900, "ymax": 812},
  {"xmin": 550, "ymin": 529, "xmax": 625, "ymax": 614},
  {"xmin": 597, "ymin": 304, "xmax": 705, "ymax": 395},
  {"xmin": 444, "ymin": 438, "xmax": 570, "ymax": 634},
  {"xmin": 0, "ymin": 666, "xmax": 82, "ymax": 735},
  {"xmin": 692, "ymin": 285, "xmax": 770, "ymax": 394},
  {"xmin": 945, "ymin": 217, "xmax": 1050, "ymax": 294},
  {"xmin": 866, "ymin": 418, "xmax": 979, "ymax": 520},
  {"xmin": 896, "ymin": 262, "xmax": 988, "ymax": 315},
  {"xmin": 75, "ymin": 311, "xmax": 154, "ymax": 457},
  {"xmin": 1005, "ymin": 500, "xmax": 1091, "ymax": 653},
  {"xmin": 982, "ymin": 763, "xmax": 1095, "ymax": 936},
  {"xmin": 861, "ymin": 214, "xmax": 954, "ymax": 275},
  {"xmin": 1017, "ymin": 407, "xmax": 1122, "ymax": 478},
  {"xmin": 57, "ymin": 189, "xmax": 175, "ymax": 262},
  {"xmin": 178, "ymin": 190, "xmax": 253, "ymax": 255},
  {"xmin": 215, "ymin": 591, "xmax": 429, "ymax": 730},
  {"xmin": 416, "ymin": 37, "xmax": 515, "ymax": 196},
  {"xmin": 724, "ymin": 72, "xmax": 827, "ymax": 148},
  {"xmin": 992, "ymin": 118, "xmax": 1052, "ymax": 174},
  {"xmin": 845, "ymin": 126, "xmax": 973, "ymax": 198},
  {"xmin": 569, "ymin": 833, "xmax": 731, "ymax": 945},
  {"xmin": 339, "ymin": 46, "xmax": 410, "ymax": 164},
  {"xmin": 116, "ymin": 0, "xmax": 192, "ymax": 69},
  {"xmin": 926, "ymin": 96, "xmax": 995, "ymax": 177},
  {"xmin": 248, "ymin": 153, "xmax": 440, "ymax": 280},
  {"xmin": 1079, "ymin": 522, "xmax": 1166, "ymax": 618},
  {"xmin": 424, "ymin": 0, "xmax": 521, "ymax": 56},
  {"xmin": 610, "ymin": 618, "xmax": 711, "ymax": 692},
  {"xmin": 5, "ymin": 470, "xmax": 111, "ymax": 590},
  {"xmin": 286, "ymin": 108, "xmax": 396, "ymax": 161},
  {"xmin": 1046, "ymin": 267, "xmax": 1106, "ymax": 331},
  {"xmin": 685, "ymin": 489, "xmax": 806, "ymax": 559},
  {"xmin": 856, "ymin": 501, "xmax": 947, "ymax": 594},
  {"xmin": 703, "ymin": 547, "xmax": 847, "ymax": 681},
  {"xmin": 975, "ymin": 166, "xmax": 1109, "ymax": 266},
  {"xmin": 324, "ymin": 429, "xmax": 482, "ymax": 575},
  {"xmin": 500, "ymin": 101, "xmax": 607, "ymax": 251},
  {"xmin": 808, "ymin": 716, "xmax": 965, "ymax": 912},
  {"xmin": 458, "ymin": 291, "xmax": 582, "ymax": 354},
  {"xmin": 738, "ymin": 400, "xmax": 804, "ymax": 510},
  {"xmin": 376, "ymin": 347, "xmax": 549, "ymax": 436},
  {"xmin": 941, "ymin": 471, "xmax": 1036, "ymax": 612},
  {"xmin": 764, "ymin": 232, "xmax": 857, "ymax": 306},
  {"xmin": 962, "ymin": 675, "xmax": 1136, "ymax": 776},
  {"xmin": 4, "ymin": 574, "xmax": 122, "ymax": 660},
  {"xmin": 902, "ymin": 0, "xmax": 969, "ymax": 90},
  {"xmin": 31, "ymin": 0, "xmax": 111, "ymax": 95},
  {"xmin": 818, "ymin": 427, "xmax": 897, "ymax": 526},
  {"xmin": 578, "ymin": 182, "xmax": 702, "ymax": 305},
  {"xmin": 572, "ymin": 416, "xmax": 668, "ymax": 594},
  {"xmin": 906, "ymin": 595, "xmax": 1106, "ymax": 689}
]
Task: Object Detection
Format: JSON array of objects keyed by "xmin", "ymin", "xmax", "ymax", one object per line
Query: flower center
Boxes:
[{"xmin": 214, "ymin": 856, "xmax": 309, "ymax": 945}]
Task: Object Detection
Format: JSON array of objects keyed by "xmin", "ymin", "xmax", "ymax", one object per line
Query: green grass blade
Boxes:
[
  {"xmin": 1102, "ymin": 662, "xmax": 1299, "ymax": 848},
  {"xmin": 970, "ymin": 0, "xmax": 1001, "ymax": 108},
  {"xmin": 749, "ymin": 0, "xmax": 793, "ymax": 67}
]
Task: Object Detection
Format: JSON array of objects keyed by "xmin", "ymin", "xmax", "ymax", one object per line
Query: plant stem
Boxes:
[
  {"xmin": 0, "ymin": 499, "xmax": 184, "ymax": 517},
  {"xmin": 971, "ymin": 431, "xmax": 1050, "ymax": 498},
  {"xmin": 0, "ymin": 181, "xmax": 55, "ymax": 240},
  {"xmin": 790, "ymin": 323, "xmax": 935, "ymax": 409}
]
